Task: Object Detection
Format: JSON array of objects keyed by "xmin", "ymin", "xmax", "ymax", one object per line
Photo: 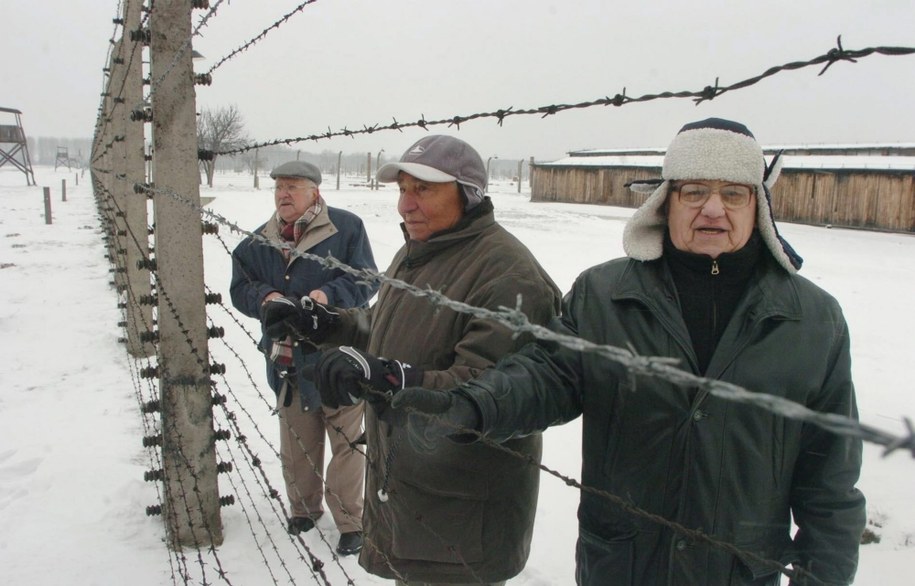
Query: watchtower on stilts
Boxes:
[
  {"xmin": 0, "ymin": 107, "xmax": 37, "ymax": 185},
  {"xmin": 54, "ymin": 146, "xmax": 71, "ymax": 171}
]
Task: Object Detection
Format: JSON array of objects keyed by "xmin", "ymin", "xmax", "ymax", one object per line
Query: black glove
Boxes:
[
  {"xmin": 261, "ymin": 295, "xmax": 339, "ymax": 342},
  {"xmin": 311, "ymin": 346, "xmax": 422, "ymax": 409},
  {"xmin": 389, "ymin": 387, "xmax": 482, "ymax": 451}
]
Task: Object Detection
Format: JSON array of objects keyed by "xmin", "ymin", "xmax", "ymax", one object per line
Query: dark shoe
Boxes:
[
  {"xmin": 336, "ymin": 531, "xmax": 363, "ymax": 556},
  {"xmin": 287, "ymin": 516, "xmax": 316, "ymax": 535}
]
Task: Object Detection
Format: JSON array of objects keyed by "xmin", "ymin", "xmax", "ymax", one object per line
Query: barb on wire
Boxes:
[
  {"xmin": 216, "ymin": 37, "xmax": 915, "ymax": 156},
  {"xmin": 206, "ymin": 0, "xmax": 320, "ymax": 75}
]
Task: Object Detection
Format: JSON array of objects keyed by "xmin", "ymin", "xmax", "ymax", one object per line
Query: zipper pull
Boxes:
[{"xmin": 711, "ymin": 260, "xmax": 720, "ymax": 275}]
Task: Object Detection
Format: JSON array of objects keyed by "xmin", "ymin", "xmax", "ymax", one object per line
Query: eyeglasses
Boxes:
[
  {"xmin": 274, "ymin": 183, "xmax": 311, "ymax": 194},
  {"xmin": 674, "ymin": 182, "xmax": 755, "ymax": 209}
]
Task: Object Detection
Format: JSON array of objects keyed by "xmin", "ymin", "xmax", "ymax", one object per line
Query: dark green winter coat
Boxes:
[
  {"xmin": 328, "ymin": 199, "xmax": 561, "ymax": 582},
  {"xmin": 463, "ymin": 252, "xmax": 865, "ymax": 586}
]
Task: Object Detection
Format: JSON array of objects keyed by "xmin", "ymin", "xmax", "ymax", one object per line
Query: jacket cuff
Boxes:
[{"xmin": 401, "ymin": 365, "xmax": 425, "ymax": 388}]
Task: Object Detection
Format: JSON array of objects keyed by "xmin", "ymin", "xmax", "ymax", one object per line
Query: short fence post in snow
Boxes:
[
  {"xmin": 529, "ymin": 156, "xmax": 536, "ymax": 195},
  {"xmin": 336, "ymin": 150, "xmax": 342, "ymax": 190},
  {"xmin": 62, "ymin": 179, "xmax": 67, "ymax": 202},
  {"xmin": 43, "ymin": 187, "xmax": 52, "ymax": 224},
  {"xmin": 517, "ymin": 160, "xmax": 523, "ymax": 193},
  {"xmin": 366, "ymin": 151, "xmax": 371, "ymax": 185},
  {"xmin": 253, "ymin": 148, "xmax": 259, "ymax": 189}
]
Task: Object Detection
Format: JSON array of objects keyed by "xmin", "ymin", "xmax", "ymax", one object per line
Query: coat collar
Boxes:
[
  {"xmin": 262, "ymin": 205, "xmax": 338, "ymax": 259},
  {"xmin": 611, "ymin": 253, "xmax": 803, "ymax": 323}
]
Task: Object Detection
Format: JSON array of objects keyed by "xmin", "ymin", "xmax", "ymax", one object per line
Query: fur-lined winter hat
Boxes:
[{"xmin": 623, "ymin": 118, "xmax": 802, "ymax": 272}]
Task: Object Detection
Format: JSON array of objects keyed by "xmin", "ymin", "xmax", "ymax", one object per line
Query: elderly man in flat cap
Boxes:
[{"xmin": 230, "ymin": 160, "xmax": 378, "ymax": 556}]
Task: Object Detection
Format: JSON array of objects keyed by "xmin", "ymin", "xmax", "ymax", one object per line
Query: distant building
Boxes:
[{"xmin": 531, "ymin": 144, "xmax": 915, "ymax": 233}]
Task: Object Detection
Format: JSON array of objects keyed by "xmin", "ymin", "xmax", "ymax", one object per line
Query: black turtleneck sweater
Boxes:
[{"xmin": 664, "ymin": 230, "xmax": 762, "ymax": 375}]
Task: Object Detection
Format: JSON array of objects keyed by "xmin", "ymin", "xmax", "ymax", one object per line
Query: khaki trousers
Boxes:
[{"xmin": 278, "ymin": 401, "xmax": 365, "ymax": 533}]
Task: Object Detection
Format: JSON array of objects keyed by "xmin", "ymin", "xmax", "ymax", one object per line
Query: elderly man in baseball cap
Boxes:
[
  {"xmin": 230, "ymin": 159, "xmax": 378, "ymax": 556},
  {"xmin": 375, "ymin": 134, "xmax": 488, "ymax": 241},
  {"xmin": 262, "ymin": 135, "xmax": 561, "ymax": 584}
]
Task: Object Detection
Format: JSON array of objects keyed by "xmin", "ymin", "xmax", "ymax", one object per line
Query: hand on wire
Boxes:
[
  {"xmin": 310, "ymin": 346, "xmax": 421, "ymax": 409},
  {"xmin": 388, "ymin": 386, "xmax": 482, "ymax": 451},
  {"xmin": 261, "ymin": 295, "xmax": 339, "ymax": 342}
]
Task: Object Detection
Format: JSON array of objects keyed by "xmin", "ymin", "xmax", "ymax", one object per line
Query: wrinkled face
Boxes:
[
  {"xmin": 396, "ymin": 172, "xmax": 464, "ymax": 242},
  {"xmin": 274, "ymin": 177, "xmax": 319, "ymax": 223},
  {"xmin": 667, "ymin": 180, "xmax": 757, "ymax": 258}
]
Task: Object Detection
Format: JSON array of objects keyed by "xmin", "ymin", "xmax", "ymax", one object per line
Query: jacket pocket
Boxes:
[
  {"xmin": 729, "ymin": 530, "xmax": 793, "ymax": 586},
  {"xmin": 390, "ymin": 476, "xmax": 486, "ymax": 565},
  {"xmin": 575, "ymin": 527, "xmax": 633, "ymax": 586},
  {"xmin": 728, "ymin": 557, "xmax": 781, "ymax": 586}
]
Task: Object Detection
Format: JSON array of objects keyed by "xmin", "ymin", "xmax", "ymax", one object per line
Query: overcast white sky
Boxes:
[{"xmin": 2, "ymin": 0, "xmax": 914, "ymax": 161}]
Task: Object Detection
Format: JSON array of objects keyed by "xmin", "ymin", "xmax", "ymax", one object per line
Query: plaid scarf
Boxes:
[
  {"xmin": 270, "ymin": 196, "xmax": 325, "ymax": 367},
  {"xmin": 277, "ymin": 196, "xmax": 324, "ymax": 260}
]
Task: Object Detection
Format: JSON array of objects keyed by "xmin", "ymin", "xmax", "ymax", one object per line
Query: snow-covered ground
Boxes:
[{"xmin": 1, "ymin": 165, "xmax": 913, "ymax": 585}]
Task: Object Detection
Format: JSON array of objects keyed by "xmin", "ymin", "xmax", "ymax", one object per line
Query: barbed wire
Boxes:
[
  {"xmin": 210, "ymin": 370, "xmax": 345, "ymax": 586},
  {"xmin": 214, "ymin": 37, "xmax": 915, "ymax": 156},
  {"xmin": 94, "ymin": 178, "xmax": 189, "ymax": 584},
  {"xmin": 94, "ymin": 181, "xmax": 227, "ymax": 583},
  {"xmin": 88, "ymin": 7, "xmax": 915, "ymax": 580},
  {"xmin": 142, "ymin": 0, "xmax": 227, "ymax": 113},
  {"xmin": 89, "ymin": 170, "xmax": 868, "ymax": 585},
  {"xmin": 95, "ymin": 180, "xmax": 383, "ymax": 582},
  {"xmin": 138, "ymin": 180, "xmax": 915, "ymax": 459},
  {"xmin": 205, "ymin": 0, "xmax": 321, "ymax": 75},
  {"xmin": 175, "ymin": 184, "xmax": 827, "ymax": 584},
  {"xmin": 105, "ymin": 173, "xmax": 875, "ymax": 582},
  {"xmin": 92, "ymin": 21, "xmax": 148, "ymax": 166}
]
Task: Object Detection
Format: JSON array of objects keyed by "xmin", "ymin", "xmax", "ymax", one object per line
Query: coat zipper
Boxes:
[{"xmin": 710, "ymin": 259, "xmax": 720, "ymax": 275}]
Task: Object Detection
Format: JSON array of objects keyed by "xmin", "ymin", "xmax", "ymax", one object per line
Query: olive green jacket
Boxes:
[
  {"xmin": 464, "ymin": 253, "xmax": 865, "ymax": 585},
  {"xmin": 330, "ymin": 199, "xmax": 561, "ymax": 582}
]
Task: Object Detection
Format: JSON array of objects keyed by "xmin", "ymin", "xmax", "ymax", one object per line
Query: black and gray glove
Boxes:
[
  {"xmin": 311, "ymin": 346, "xmax": 423, "ymax": 409},
  {"xmin": 389, "ymin": 386, "xmax": 482, "ymax": 450},
  {"xmin": 261, "ymin": 295, "xmax": 339, "ymax": 342}
]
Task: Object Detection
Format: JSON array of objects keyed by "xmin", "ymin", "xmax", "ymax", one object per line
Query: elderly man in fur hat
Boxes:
[{"xmin": 385, "ymin": 119, "xmax": 866, "ymax": 585}]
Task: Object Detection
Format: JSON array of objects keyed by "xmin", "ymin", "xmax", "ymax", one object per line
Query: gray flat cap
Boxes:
[{"xmin": 270, "ymin": 160, "xmax": 322, "ymax": 185}]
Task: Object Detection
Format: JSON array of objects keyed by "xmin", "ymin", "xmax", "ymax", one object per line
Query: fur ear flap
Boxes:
[{"xmin": 763, "ymin": 150, "xmax": 784, "ymax": 191}]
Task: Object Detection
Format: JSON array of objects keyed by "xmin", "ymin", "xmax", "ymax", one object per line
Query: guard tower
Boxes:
[
  {"xmin": 54, "ymin": 146, "xmax": 71, "ymax": 171},
  {"xmin": 0, "ymin": 107, "xmax": 37, "ymax": 185}
]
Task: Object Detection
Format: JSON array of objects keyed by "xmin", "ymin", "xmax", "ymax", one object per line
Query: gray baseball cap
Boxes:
[
  {"xmin": 270, "ymin": 160, "xmax": 322, "ymax": 185},
  {"xmin": 376, "ymin": 135, "xmax": 487, "ymax": 193}
]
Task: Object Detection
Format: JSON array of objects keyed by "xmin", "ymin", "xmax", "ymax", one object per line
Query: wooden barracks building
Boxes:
[{"xmin": 530, "ymin": 144, "xmax": 915, "ymax": 233}]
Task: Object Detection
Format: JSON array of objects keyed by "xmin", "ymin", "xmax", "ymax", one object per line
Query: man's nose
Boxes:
[
  {"xmin": 700, "ymin": 192, "xmax": 727, "ymax": 216},
  {"xmin": 398, "ymin": 190, "xmax": 417, "ymax": 210}
]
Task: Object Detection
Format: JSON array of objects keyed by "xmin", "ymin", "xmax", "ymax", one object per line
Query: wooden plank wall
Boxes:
[
  {"xmin": 531, "ymin": 166, "xmax": 660, "ymax": 208},
  {"xmin": 532, "ymin": 166, "xmax": 915, "ymax": 233},
  {"xmin": 771, "ymin": 170, "xmax": 915, "ymax": 232}
]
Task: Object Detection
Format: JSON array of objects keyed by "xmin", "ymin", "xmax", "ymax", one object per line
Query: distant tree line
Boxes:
[{"xmin": 28, "ymin": 103, "xmax": 530, "ymax": 182}]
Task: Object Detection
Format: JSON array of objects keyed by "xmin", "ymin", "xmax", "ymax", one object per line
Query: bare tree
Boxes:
[{"xmin": 196, "ymin": 104, "xmax": 248, "ymax": 187}]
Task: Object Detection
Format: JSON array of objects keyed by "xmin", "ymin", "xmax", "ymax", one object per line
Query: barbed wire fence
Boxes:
[{"xmin": 88, "ymin": 1, "xmax": 915, "ymax": 585}]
